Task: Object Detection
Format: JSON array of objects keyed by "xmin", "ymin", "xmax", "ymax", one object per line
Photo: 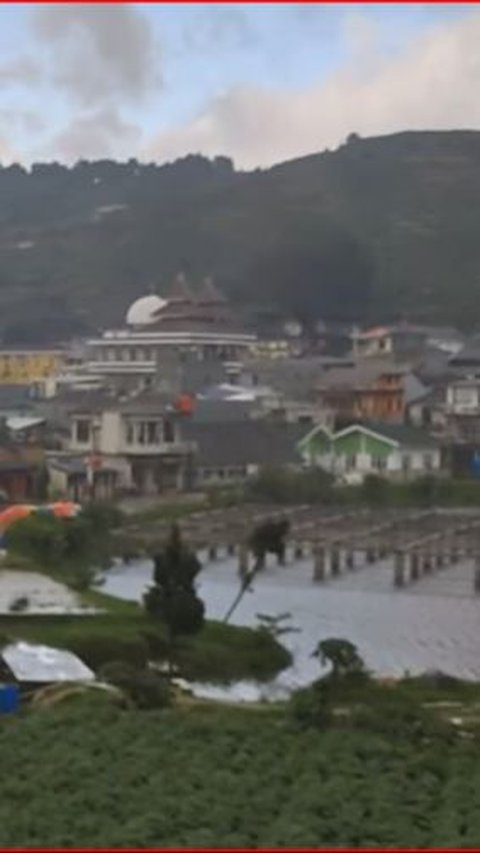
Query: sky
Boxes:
[{"xmin": 0, "ymin": 3, "xmax": 479, "ymax": 169}]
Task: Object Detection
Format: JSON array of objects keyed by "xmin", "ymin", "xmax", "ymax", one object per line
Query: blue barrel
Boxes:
[{"xmin": 0, "ymin": 683, "xmax": 20, "ymax": 714}]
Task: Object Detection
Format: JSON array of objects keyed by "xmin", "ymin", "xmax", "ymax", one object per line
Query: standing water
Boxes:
[{"xmin": 101, "ymin": 549, "xmax": 480, "ymax": 701}]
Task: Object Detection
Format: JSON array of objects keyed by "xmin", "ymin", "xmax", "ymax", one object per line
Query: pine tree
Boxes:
[{"xmin": 144, "ymin": 525, "xmax": 205, "ymax": 655}]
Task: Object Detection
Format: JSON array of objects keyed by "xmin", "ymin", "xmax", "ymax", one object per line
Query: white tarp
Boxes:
[{"xmin": 2, "ymin": 641, "xmax": 95, "ymax": 683}]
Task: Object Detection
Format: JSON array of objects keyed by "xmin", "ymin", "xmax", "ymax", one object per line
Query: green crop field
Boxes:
[{"xmin": 1, "ymin": 699, "xmax": 480, "ymax": 848}]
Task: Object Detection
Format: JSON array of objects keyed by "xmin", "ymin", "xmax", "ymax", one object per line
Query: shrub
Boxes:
[
  {"xmin": 360, "ymin": 474, "xmax": 391, "ymax": 506},
  {"xmin": 288, "ymin": 681, "xmax": 332, "ymax": 729},
  {"xmin": 140, "ymin": 625, "xmax": 169, "ymax": 657},
  {"xmin": 247, "ymin": 465, "xmax": 334, "ymax": 505},
  {"xmin": 174, "ymin": 623, "xmax": 292, "ymax": 683},
  {"xmin": 99, "ymin": 661, "xmax": 170, "ymax": 710},
  {"xmin": 65, "ymin": 630, "xmax": 149, "ymax": 671}
]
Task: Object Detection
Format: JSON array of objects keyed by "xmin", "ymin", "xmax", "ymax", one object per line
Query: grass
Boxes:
[
  {"xmin": 2, "ymin": 698, "xmax": 480, "ymax": 847},
  {"xmin": 0, "ymin": 590, "xmax": 291, "ymax": 684}
]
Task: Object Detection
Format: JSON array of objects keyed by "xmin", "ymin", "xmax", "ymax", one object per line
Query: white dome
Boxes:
[{"xmin": 126, "ymin": 294, "xmax": 167, "ymax": 326}]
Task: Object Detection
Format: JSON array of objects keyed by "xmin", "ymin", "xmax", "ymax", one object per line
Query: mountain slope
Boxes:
[{"xmin": 1, "ymin": 130, "xmax": 480, "ymax": 341}]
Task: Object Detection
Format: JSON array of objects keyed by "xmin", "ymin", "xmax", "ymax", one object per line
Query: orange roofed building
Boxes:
[{"xmin": 315, "ymin": 362, "xmax": 420, "ymax": 425}]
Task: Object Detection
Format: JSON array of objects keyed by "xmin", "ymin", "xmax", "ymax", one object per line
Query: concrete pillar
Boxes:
[
  {"xmin": 435, "ymin": 552, "xmax": 444, "ymax": 570},
  {"xmin": 294, "ymin": 543, "xmax": 304, "ymax": 560},
  {"xmin": 208, "ymin": 544, "xmax": 218, "ymax": 562},
  {"xmin": 330, "ymin": 547, "xmax": 341, "ymax": 577},
  {"xmin": 450, "ymin": 548, "xmax": 459, "ymax": 565},
  {"xmin": 365, "ymin": 547, "xmax": 376, "ymax": 565},
  {"xmin": 345, "ymin": 550, "xmax": 355, "ymax": 571},
  {"xmin": 227, "ymin": 542, "xmax": 236, "ymax": 556},
  {"xmin": 394, "ymin": 550, "xmax": 405, "ymax": 588},
  {"xmin": 422, "ymin": 553, "xmax": 432, "ymax": 574},
  {"xmin": 410, "ymin": 552, "xmax": 420, "ymax": 581},
  {"xmin": 474, "ymin": 559, "xmax": 480, "ymax": 594},
  {"xmin": 313, "ymin": 547, "xmax": 326, "ymax": 582}
]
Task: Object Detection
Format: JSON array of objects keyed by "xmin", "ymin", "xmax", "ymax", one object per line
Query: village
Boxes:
[{"xmin": 0, "ymin": 273, "xmax": 477, "ymax": 507}]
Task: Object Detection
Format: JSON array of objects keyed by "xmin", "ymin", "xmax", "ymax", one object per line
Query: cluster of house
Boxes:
[{"xmin": 0, "ymin": 276, "xmax": 479, "ymax": 502}]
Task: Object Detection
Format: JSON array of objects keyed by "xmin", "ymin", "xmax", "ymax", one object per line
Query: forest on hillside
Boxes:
[{"xmin": 1, "ymin": 129, "xmax": 480, "ymax": 342}]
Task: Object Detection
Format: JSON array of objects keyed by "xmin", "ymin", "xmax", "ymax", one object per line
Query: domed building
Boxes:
[
  {"xmin": 126, "ymin": 294, "xmax": 167, "ymax": 327},
  {"xmin": 83, "ymin": 274, "xmax": 256, "ymax": 392}
]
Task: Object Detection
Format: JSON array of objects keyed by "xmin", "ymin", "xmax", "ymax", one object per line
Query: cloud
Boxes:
[
  {"xmin": 182, "ymin": 6, "xmax": 256, "ymax": 52},
  {"xmin": 144, "ymin": 11, "xmax": 480, "ymax": 169},
  {"xmin": 31, "ymin": 3, "xmax": 160, "ymax": 108},
  {"xmin": 0, "ymin": 109, "xmax": 45, "ymax": 135},
  {"xmin": 0, "ymin": 57, "xmax": 40, "ymax": 87},
  {"xmin": 50, "ymin": 108, "xmax": 141, "ymax": 162}
]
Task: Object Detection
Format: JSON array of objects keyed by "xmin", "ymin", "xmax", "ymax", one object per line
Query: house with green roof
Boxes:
[{"xmin": 298, "ymin": 422, "xmax": 441, "ymax": 484}]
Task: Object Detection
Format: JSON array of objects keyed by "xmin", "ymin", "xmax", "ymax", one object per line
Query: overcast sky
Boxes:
[{"xmin": 0, "ymin": 3, "xmax": 478, "ymax": 168}]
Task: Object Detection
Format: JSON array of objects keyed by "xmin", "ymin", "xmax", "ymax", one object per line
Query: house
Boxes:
[
  {"xmin": 47, "ymin": 455, "xmax": 120, "ymax": 502},
  {"xmin": 0, "ymin": 445, "xmax": 45, "ymax": 502},
  {"xmin": 315, "ymin": 361, "xmax": 426, "ymax": 425},
  {"xmin": 63, "ymin": 391, "xmax": 196, "ymax": 497},
  {"xmin": 438, "ymin": 377, "xmax": 480, "ymax": 443},
  {"xmin": 448, "ymin": 337, "xmax": 480, "ymax": 373},
  {"xmin": 299, "ymin": 422, "xmax": 441, "ymax": 484},
  {"xmin": 180, "ymin": 420, "xmax": 306, "ymax": 487},
  {"xmin": 352, "ymin": 324, "xmax": 463, "ymax": 361}
]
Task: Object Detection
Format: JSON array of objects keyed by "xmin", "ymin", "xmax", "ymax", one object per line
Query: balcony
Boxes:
[{"xmin": 120, "ymin": 439, "xmax": 196, "ymax": 457}]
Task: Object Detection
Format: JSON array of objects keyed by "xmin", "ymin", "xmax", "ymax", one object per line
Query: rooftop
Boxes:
[
  {"xmin": 181, "ymin": 420, "xmax": 307, "ymax": 468},
  {"xmin": 358, "ymin": 421, "xmax": 439, "ymax": 448}
]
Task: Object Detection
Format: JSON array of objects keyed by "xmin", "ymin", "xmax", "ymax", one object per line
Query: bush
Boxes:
[
  {"xmin": 99, "ymin": 661, "xmax": 170, "ymax": 709},
  {"xmin": 347, "ymin": 694, "xmax": 454, "ymax": 742},
  {"xmin": 174, "ymin": 622, "xmax": 292, "ymax": 683},
  {"xmin": 360, "ymin": 474, "xmax": 391, "ymax": 506},
  {"xmin": 64, "ymin": 630, "xmax": 149, "ymax": 671},
  {"xmin": 247, "ymin": 466, "xmax": 334, "ymax": 505},
  {"xmin": 288, "ymin": 681, "xmax": 332, "ymax": 729},
  {"xmin": 140, "ymin": 625, "xmax": 169, "ymax": 657}
]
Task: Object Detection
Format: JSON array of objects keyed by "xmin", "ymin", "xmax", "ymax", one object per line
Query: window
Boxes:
[
  {"xmin": 75, "ymin": 419, "xmax": 91, "ymax": 443},
  {"xmin": 137, "ymin": 422, "xmax": 146, "ymax": 444},
  {"xmin": 453, "ymin": 386, "xmax": 477, "ymax": 408},
  {"xmin": 345, "ymin": 454, "xmax": 356, "ymax": 472},
  {"xmin": 125, "ymin": 422, "xmax": 134, "ymax": 444},
  {"xmin": 372, "ymin": 456, "xmax": 387, "ymax": 472},
  {"xmin": 163, "ymin": 420, "xmax": 175, "ymax": 443},
  {"xmin": 147, "ymin": 421, "xmax": 158, "ymax": 444},
  {"xmin": 402, "ymin": 454, "xmax": 411, "ymax": 472}
]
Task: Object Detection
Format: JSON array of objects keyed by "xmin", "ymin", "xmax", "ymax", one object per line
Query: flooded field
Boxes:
[{"xmin": 102, "ymin": 550, "xmax": 480, "ymax": 699}]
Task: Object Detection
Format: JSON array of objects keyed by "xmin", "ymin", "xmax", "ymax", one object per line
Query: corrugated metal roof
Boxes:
[
  {"xmin": 7, "ymin": 417, "xmax": 45, "ymax": 432},
  {"xmin": 2, "ymin": 642, "xmax": 94, "ymax": 683}
]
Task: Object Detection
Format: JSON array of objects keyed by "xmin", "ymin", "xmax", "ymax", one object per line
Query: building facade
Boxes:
[
  {"xmin": 82, "ymin": 275, "xmax": 256, "ymax": 393},
  {"xmin": 0, "ymin": 349, "xmax": 66, "ymax": 385},
  {"xmin": 315, "ymin": 363, "xmax": 409, "ymax": 425},
  {"xmin": 299, "ymin": 423, "xmax": 441, "ymax": 484},
  {"xmin": 64, "ymin": 393, "xmax": 195, "ymax": 496}
]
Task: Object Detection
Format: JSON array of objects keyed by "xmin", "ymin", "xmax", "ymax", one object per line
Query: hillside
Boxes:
[{"xmin": 1, "ymin": 130, "xmax": 480, "ymax": 342}]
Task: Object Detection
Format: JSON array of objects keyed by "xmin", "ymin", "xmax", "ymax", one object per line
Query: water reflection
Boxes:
[{"xmin": 101, "ymin": 550, "xmax": 480, "ymax": 701}]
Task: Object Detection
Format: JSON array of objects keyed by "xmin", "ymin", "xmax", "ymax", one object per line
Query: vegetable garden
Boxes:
[{"xmin": 1, "ymin": 697, "xmax": 480, "ymax": 848}]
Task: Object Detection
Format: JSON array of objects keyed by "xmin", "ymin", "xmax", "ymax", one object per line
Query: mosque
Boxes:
[{"xmin": 83, "ymin": 274, "xmax": 257, "ymax": 392}]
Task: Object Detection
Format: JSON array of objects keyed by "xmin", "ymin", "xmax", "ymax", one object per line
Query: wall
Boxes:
[{"xmin": 0, "ymin": 352, "xmax": 63, "ymax": 384}]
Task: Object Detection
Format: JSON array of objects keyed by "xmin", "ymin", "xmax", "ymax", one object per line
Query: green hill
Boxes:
[{"xmin": 1, "ymin": 130, "xmax": 480, "ymax": 342}]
